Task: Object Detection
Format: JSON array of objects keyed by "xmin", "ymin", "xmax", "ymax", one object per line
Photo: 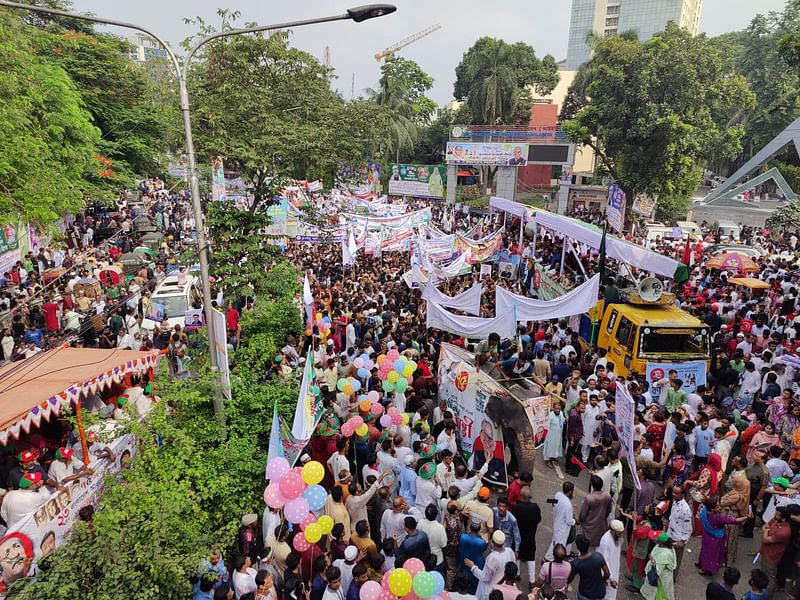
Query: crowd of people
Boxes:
[{"xmin": 187, "ymin": 193, "xmax": 800, "ymax": 600}]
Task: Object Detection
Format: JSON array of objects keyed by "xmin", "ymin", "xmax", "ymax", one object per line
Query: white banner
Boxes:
[
  {"xmin": 210, "ymin": 309, "xmax": 232, "ymax": 400},
  {"xmin": 421, "ymin": 282, "xmax": 482, "ymax": 316},
  {"xmin": 1, "ymin": 434, "xmax": 137, "ymax": 591},
  {"xmin": 615, "ymin": 383, "xmax": 641, "ymax": 490},
  {"xmin": 495, "ymin": 274, "xmax": 600, "ymax": 322},
  {"xmin": 426, "ymin": 300, "xmax": 516, "ymax": 339},
  {"xmin": 437, "ymin": 344, "xmax": 507, "ymax": 487}
]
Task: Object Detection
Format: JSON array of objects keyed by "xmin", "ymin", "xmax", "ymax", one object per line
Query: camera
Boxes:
[{"xmin": 546, "ymin": 498, "xmax": 558, "ymax": 505}]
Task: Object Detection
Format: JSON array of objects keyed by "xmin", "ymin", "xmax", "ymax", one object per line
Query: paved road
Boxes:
[
  {"xmin": 500, "ymin": 382, "xmax": 764, "ymax": 599},
  {"xmin": 688, "ymin": 201, "xmax": 777, "ymax": 228}
]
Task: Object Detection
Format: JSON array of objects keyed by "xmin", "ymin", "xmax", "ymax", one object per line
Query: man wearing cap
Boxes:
[
  {"xmin": 71, "ymin": 431, "xmax": 115, "ymax": 464},
  {"xmin": 597, "ymin": 520, "xmax": 624, "ymax": 600},
  {"xmin": 414, "ymin": 461, "xmax": 442, "ymax": 514},
  {"xmin": 1, "ymin": 472, "xmax": 50, "ymax": 529},
  {"xmin": 6, "ymin": 450, "xmax": 53, "ymax": 491},
  {"xmin": 48, "ymin": 447, "xmax": 92, "ymax": 487},
  {"xmin": 759, "ymin": 504, "xmax": 792, "ymax": 595},
  {"xmin": 399, "ymin": 455, "xmax": 417, "ymax": 506},
  {"xmin": 332, "ymin": 545, "xmax": 364, "ymax": 594},
  {"xmin": 463, "ymin": 487, "xmax": 495, "ymax": 543},
  {"xmin": 464, "ymin": 530, "xmax": 515, "ymax": 600}
]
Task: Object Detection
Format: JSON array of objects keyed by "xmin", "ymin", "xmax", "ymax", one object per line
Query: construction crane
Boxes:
[{"xmin": 374, "ymin": 24, "xmax": 441, "ymax": 62}]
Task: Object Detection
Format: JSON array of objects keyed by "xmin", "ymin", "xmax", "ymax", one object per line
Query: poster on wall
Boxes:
[
  {"xmin": 388, "ymin": 164, "xmax": 446, "ymax": 199},
  {"xmin": 437, "ymin": 344, "xmax": 508, "ymax": 487},
  {"xmin": 631, "ymin": 194, "xmax": 657, "ymax": 218},
  {"xmin": 606, "ymin": 183, "xmax": 626, "ymax": 233}
]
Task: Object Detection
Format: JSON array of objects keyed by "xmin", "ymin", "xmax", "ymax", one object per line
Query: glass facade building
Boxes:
[{"xmin": 565, "ymin": 0, "xmax": 702, "ymax": 69}]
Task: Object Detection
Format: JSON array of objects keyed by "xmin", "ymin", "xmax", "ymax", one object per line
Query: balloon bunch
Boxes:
[
  {"xmin": 306, "ymin": 313, "xmax": 332, "ymax": 339},
  {"xmin": 263, "ymin": 457, "xmax": 334, "ymax": 548},
  {"xmin": 379, "ymin": 406, "xmax": 408, "ymax": 429},
  {"xmin": 358, "ymin": 391, "xmax": 385, "ymax": 416},
  {"xmin": 353, "ymin": 353, "xmax": 376, "ymax": 380},
  {"xmin": 361, "ymin": 559, "xmax": 448, "ymax": 600},
  {"xmin": 337, "ymin": 377, "xmax": 362, "ymax": 396},
  {"xmin": 341, "ymin": 414, "xmax": 368, "ymax": 438},
  {"xmin": 376, "ymin": 349, "xmax": 417, "ymax": 394}
]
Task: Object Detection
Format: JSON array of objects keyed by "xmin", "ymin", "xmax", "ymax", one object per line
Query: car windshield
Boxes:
[
  {"xmin": 639, "ymin": 327, "xmax": 708, "ymax": 357},
  {"xmin": 152, "ymin": 295, "xmax": 188, "ymax": 318}
]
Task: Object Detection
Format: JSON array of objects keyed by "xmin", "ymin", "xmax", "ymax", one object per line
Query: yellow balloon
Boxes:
[
  {"xmin": 401, "ymin": 413, "xmax": 409, "ymax": 426},
  {"xmin": 302, "ymin": 461, "xmax": 325, "ymax": 485},
  {"xmin": 377, "ymin": 355, "xmax": 385, "ymax": 365},
  {"xmin": 388, "ymin": 568, "xmax": 413, "ymax": 597},
  {"xmin": 317, "ymin": 515, "xmax": 334, "ymax": 535},
  {"xmin": 304, "ymin": 523, "xmax": 322, "ymax": 543},
  {"xmin": 387, "ymin": 370, "xmax": 399, "ymax": 383},
  {"xmin": 355, "ymin": 424, "xmax": 368, "ymax": 437},
  {"xmin": 402, "ymin": 365, "xmax": 414, "ymax": 377}
]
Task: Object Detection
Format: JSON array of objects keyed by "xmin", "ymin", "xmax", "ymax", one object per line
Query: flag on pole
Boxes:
[
  {"xmin": 291, "ymin": 350, "xmax": 316, "ymax": 440},
  {"xmin": 598, "ymin": 223, "xmax": 608, "ymax": 287},
  {"xmin": 303, "ymin": 274, "xmax": 315, "ymax": 327},
  {"xmin": 266, "ymin": 401, "xmax": 284, "ymax": 480},
  {"xmin": 681, "ymin": 237, "xmax": 693, "ymax": 266}
]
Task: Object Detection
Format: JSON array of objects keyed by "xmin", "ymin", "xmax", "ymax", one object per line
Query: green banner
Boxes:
[{"xmin": 388, "ymin": 164, "xmax": 446, "ymax": 199}]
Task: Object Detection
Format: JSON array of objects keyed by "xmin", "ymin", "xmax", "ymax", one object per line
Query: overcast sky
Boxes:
[{"xmin": 71, "ymin": 0, "xmax": 788, "ymax": 104}]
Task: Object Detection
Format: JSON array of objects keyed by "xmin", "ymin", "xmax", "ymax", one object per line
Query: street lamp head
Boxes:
[{"xmin": 347, "ymin": 4, "xmax": 397, "ymax": 22}]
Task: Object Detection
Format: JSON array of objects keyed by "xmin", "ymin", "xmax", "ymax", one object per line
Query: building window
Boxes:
[
  {"xmin": 604, "ymin": 28, "xmax": 618, "ymax": 37},
  {"xmin": 605, "ymin": 17, "xmax": 619, "ymax": 27},
  {"xmin": 606, "ymin": 4, "xmax": 620, "ymax": 15}
]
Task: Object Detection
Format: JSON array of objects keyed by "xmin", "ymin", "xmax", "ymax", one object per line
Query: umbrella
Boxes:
[
  {"xmin": 133, "ymin": 246, "xmax": 155, "ymax": 257},
  {"xmin": 98, "ymin": 266, "xmax": 123, "ymax": 285},
  {"xmin": 139, "ymin": 232, "xmax": 164, "ymax": 242},
  {"xmin": 705, "ymin": 252, "xmax": 759, "ymax": 273}
]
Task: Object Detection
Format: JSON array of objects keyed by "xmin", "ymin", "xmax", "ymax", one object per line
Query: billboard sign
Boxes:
[
  {"xmin": 388, "ymin": 164, "xmax": 446, "ymax": 199},
  {"xmin": 445, "ymin": 142, "xmax": 529, "ymax": 166}
]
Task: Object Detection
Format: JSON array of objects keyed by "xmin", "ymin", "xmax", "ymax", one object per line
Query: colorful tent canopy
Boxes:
[
  {"xmin": 728, "ymin": 277, "xmax": 770, "ymax": 289},
  {"xmin": 0, "ymin": 348, "xmax": 160, "ymax": 445},
  {"xmin": 705, "ymin": 252, "xmax": 759, "ymax": 273}
]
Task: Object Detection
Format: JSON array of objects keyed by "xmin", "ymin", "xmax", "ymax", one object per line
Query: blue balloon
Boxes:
[
  {"xmin": 360, "ymin": 353, "xmax": 370, "ymax": 362},
  {"xmin": 430, "ymin": 572, "xmax": 445, "ymax": 595},
  {"xmin": 393, "ymin": 358, "xmax": 406, "ymax": 372},
  {"xmin": 357, "ymin": 367, "xmax": 369, "ymax": 379},
  {"xmin": 302, "ymin": 484, "xmax": 327, "ymax": 511}
]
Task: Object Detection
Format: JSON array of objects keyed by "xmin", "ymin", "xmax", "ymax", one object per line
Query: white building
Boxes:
[
  {"xmin": 565, "ymin": 0, "xmax": 703, "ymax": 69},
  {"xmin": 125, "ymin": 34, "xmax": 168, "ymax": 63}
]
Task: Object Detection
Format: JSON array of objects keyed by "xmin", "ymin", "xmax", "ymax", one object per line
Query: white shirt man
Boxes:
[
  {"xmin": 48, "ymin": 448, "xmax": 90, "ymax": 485},
  {"xmin": 666, "ymin": 493, "xmax": 693, "ymax": 572},
  {"xmin": 1, "ymin": 472, "xmax": 50, "ymax": 529},
  {"xmin": 545, "ymin": 484, "xmax": 575, "ymax": 561},
  {"xmin": 597, "ymin": 521, "xmax": 624, "ymax": 600},
  {"xmin": 414, "ymin": 463, "xmax": 442, "ymax": 514},
  {"xmin": 417, "ymin": 512, "xmax": 447, "ymax": 566},
  {"xmin": 469, "ymin": 531, "xmax": 516, "ymax": 600}
]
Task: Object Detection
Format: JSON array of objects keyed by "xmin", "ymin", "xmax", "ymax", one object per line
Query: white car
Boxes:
[{"xmin": 141, "ymin": 273, "xmax": 201, "ymax": 333}]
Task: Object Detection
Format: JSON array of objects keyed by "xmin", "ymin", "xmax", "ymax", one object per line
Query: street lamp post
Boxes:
[{"xmin": 0, "ymin": 1, "xmax": 396, "ymax": 425}]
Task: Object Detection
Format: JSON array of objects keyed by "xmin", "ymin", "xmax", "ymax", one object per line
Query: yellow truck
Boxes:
[{"xmin": 580, "ymin": 289, "xmax": 710, "ymax": 379}]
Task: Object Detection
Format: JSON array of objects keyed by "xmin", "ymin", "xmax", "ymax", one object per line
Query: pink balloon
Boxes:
[
  {"xmin": 293, "ymin": 535, "xmax": 309, "ymax": 552},
  {"xmin": 367, "ymin": 390, "xmax": 380, "ymax": 403},
  {"xmin": 264, "ymin": 482, "xmax": 286, "ymax": 509},
  {"xmin": 361, "ymin": 580, "xmax": 383, "ymax": 600},
  {"xmin": 406, "ymin": 376, "xmax": 413, "ymax": 384},
  {"xmin": 439, "ymin": 593, "xmax": 451, "ymax": 600},
  {"xmin": 402, "ymin": 592, "xmax": 421, "ymax": 600},
  {"xmin": 351, "ymin": 416, "xmax": 364, "ymax": 428},
  {"xmin": 391, "ymin": 413, "xmax": 403, "ymax": 425},
  {"xmin": 403, "ymin": 558, "xmax": 424, "ymax": 577},
  {"xmin": 371, "ymin": 402, "xmax": 384, "ymax": 415},
  {"xmin": 388, "ymin": 407, "xmax": 399, "ymax": 417},
  {"xmin": 381, "ymin": 571, "xmax": 391, "ymax": 590},
  {"xmin": 267, "ymin": 456, "xmax": 290, "ymax": 481},
  {"xmin": 342, "ymin": 423, "xmax": 354, "ymax": 437},
  {"xmin": 285, "ymin": 497, "xmax": 310, "ymax": 524},
  {"xmin": 378, "ymin": 590, "xmax": 397, "ymax": 600},
  {"xmin": 279, "ymin": 467, "xmax": 307, "ymax": 500},
  {"xmin": 380, "ymin": 414, "xmax": 392, "ymax": 428},
  {"xmin": 300, "ymin": 512, "xmax": 317, "ymax": 531}
]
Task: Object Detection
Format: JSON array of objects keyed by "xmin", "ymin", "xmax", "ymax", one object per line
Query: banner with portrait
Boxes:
[
  {"xmin": 645, "ymin": 360, "xmax": 707, "ymax": 404},
  {"xmin": 446, "ymin": 142, "xmax": 529, "ymax": 166},
  {"xmin": 0, "ymin": 435, "xmax": 137, "ymax": 594},
  {"xmin": 523, "ymin": 396, "xmax": 550, "ymax": 449},
  {"xmin": 437, "ymin": 344, "xmax": 508, "ymax": 487},
  {"xmin": 388, "ymin": 164, "xmax": 446, "ymax": 199}
]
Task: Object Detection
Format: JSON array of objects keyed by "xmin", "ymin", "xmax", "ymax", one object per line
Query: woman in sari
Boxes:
[
  {"xmin": 640, "ymin": 531, "xmax": 676, "ymax": 600},
  {"xmin": 746, "ymin": 421, "xmax": 780, "ymax": 464},
  {"xmin": 647, "ymin": 412, "xmax": 667, "ymax": 462},
  {"xmin": 696, "ymin": 497, "xmax": 747, "ymax": 576},
  {"xmin": 684, "ymin": 453, "xmax": 722, "ymax": 535},
  {"xmin": 719, "ymin": 476, "xmax": 750, "ymax": 566},
  {"xmin": 621, "ymin": 505, "xmax": 660, "ymax": 594},
  {"xmin": 778, "ymin": 402, "xmax": 800, "ymax": 455}
]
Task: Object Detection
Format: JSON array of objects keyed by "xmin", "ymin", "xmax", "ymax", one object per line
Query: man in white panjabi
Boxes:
[
  {"xmin": 545, "ymin": 481, "xmax": 575, "ymax": 561},
  {"xmin": 597, "ymin": 519, "xmax": 624, "ymax": 600}
]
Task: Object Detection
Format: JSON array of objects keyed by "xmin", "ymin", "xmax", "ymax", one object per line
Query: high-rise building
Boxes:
[
  {"xmin": 565, "ymin": 0, "xmax": 703, "ymax": 69},
  {"xmin": 125, "ymin": 34, "xmax": 168, "ymax": 63}
]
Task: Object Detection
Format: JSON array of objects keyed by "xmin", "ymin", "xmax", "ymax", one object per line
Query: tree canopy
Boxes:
[
  {"xmin": 0, "ymin": 11, "xmax": 100, "ymax": 227},
  {"xmin": 561, "ymin": 23, "xmax": 754, "ymax": 218},
  {"xmin": 454, "ymin": 37, "xmax": 559, "ymax": 125}
]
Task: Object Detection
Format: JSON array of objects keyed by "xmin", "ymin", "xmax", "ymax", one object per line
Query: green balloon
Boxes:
[
  {"xmin": 412, "ymin": 572, "xmax": 435, "ymax": 599},
  {"xmin": 382, "ymin": 380, "xmax": 395, "ymax": 393},
  {"xmin": 395, "ymin": 378, "xmax": 408, "ymax": 393}
]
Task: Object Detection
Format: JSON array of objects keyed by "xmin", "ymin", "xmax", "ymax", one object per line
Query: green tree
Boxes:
[
  {"xmin": 562, "ymin": 23, "xmax": 754, "ymax": 222},
  {"xmin": 0, "ymin": 10, "xmax": 100, "ymax": 227},
  {"xmin": 454, "ymin": 37, "xmax": 558, "ymax": 126},
  {"xmin": 766, "ymin": 197, "xmax": 800, "ymax": 231}
]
